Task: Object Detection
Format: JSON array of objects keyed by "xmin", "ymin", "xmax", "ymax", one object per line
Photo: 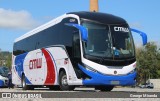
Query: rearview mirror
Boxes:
[
  {"xmin": 65, "ymin": 23, "xmax": 88, "ymax": 42},
  {"xmin": 130, "ymin": 28, "xmax": 147, "ymax": 45}
]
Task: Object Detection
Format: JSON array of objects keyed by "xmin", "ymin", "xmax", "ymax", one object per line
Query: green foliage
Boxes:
[
  {"xmin": 0, "ymin": 50, "xmax": 12, "ymax": 69},
  {"xmin": 136, "ymin": 42, "xmax": 160, "ymax": 84},
  {"xmin": 5, "ymin": 53, "xmax": 12, "ymax": 69}
]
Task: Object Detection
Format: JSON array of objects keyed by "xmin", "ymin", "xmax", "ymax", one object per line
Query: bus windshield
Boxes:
[
  {"xmin": 110, "ymin": 24, "xmax": 135, "ymax": 58},
  {"xmin": 82, "ymin": 21, "xmax": 112, "ymax": 58},
  {"xmin": 0, "ymin": 68, "xmax": 7, "ymax": 77},
  {"xmin": 82, "ymin": 21, "xmax": 135, "ymax": 59}
]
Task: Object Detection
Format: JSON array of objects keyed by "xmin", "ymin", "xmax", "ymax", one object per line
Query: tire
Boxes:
[
  {"xmin": 21, "ymin": 75, "xmax": 34, "ymax": 90},
  {"xmin": 95, "ymin": 86, "xmax": 114, "ymax": 92},
  {"xmin": 59, "ymin": 71, "xmax": 75, "ymax": 91},
  {"xmin": 21, "ymin": 75, "xmax": 28, "ymax": 90}
]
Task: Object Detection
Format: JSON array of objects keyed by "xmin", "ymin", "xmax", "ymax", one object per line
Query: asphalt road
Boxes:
[
  {"xmin": 0, "ymin": 87, "xmax": 159, "ymax": 101},
  {"xmin": 0, "ymin": 86, "xmax": 159, "ymax": 92}
]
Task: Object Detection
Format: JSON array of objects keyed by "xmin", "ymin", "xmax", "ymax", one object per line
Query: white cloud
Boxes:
[{"xmin": 0, "ymin": 8, "xmax": 38, "ymax": 30}]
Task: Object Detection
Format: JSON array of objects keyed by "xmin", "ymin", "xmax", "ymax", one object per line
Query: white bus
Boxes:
[{"xmin": 12, "ymin": 12, "xmax": 147, "ymax": 91}]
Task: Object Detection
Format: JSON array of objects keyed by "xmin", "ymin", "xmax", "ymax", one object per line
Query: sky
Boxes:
[{"xmin": 0, "ymin": 0, "xmax": 159, "ymax": 52}]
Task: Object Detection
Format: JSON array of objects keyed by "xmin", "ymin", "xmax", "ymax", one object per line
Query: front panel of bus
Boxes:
[{"xmin": 78, "ymin": 19, "xmax": 136, "ymax": 86}]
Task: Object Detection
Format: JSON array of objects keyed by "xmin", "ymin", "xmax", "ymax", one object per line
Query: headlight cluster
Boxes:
[
  {"xmin": 128, "ymin": 68, "xmax": 136, "ymax": 74},
  {"xmin": 84, "ymin": 64, "xmax": 98, "ymax": 73}
]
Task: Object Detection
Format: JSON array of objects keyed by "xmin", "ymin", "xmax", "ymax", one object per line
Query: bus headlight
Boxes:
[
  {"xmin": 133, "ymin": 63, "xmax": 136, "ymax": 68},
  {"xmin": 129, "ymin": 69, "xmax": 136, "ymax": 74},
  {"xmin": 84, "ymin": 64, "xmax": 98, "ymax": 73}
]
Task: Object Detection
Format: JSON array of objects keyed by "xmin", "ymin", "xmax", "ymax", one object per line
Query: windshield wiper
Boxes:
[{"xmin": 98, "ymin": 51, "xmax": 109, "ymax": 64}]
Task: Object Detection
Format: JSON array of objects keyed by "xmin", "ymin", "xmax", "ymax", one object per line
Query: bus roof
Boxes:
[
  {"xmin": 14, "ymin": 14, "xmax": 79, "ymax": 43},
  {"xmin": 15, "ymin": 11, "xmax": 127, "ymax": 43},
  {"xmin": 68, "ymin": 11, "xmax": 127, "ymax": 24}
]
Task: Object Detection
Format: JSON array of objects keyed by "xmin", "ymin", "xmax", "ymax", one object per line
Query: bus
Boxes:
[{"xmin": 12, "ymin": 11, "xmax": 147, "ymax": 91}]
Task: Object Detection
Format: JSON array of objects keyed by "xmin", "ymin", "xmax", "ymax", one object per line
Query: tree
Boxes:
[
  {"xmin": 0, "ymin": 49, "xmax": 12, "ymax": 69},
  {"xmin": 136, "ymin": 42, "xmax": 160, "ymax": 84},
  {"xmin": 0, "ymin": 48, "xmax": 3, "ymax": 66},
  {"xmin": 157, "ymin": 48, "xmax": 160, "ymax": 76},
  {"xmin": 5, "ymin": 53, "xmax": 12, "ymax": 69}
]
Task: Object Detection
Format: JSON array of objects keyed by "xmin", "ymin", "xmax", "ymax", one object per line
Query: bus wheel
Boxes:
[
  {"xmin": 59, "ymin": 71, "xmax": 75, "ymax": 91},
  {"xmin": 95, "ymin": 86, "xmax": 114, "ymax": 92},
  {"xmin": 22, "ymin": 75, "xmax": 28, "ymax": 90},
  {"xmin": 22, "ymin": 75, "xmax": 34, "ymax": 90}
]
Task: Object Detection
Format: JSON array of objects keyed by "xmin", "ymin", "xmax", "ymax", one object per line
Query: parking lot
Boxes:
[{"xmin": 0, "ymin": 87, "xmax": 159, "ymax": 92}]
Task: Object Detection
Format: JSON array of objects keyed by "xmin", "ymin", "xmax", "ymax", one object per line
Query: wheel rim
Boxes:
[
  {"xmin": 61, "ymin": 75, "xmax": 68, "ymax": 86},
  {"xmin": 22, "ymin": 77, "xmax": 25, "ymax": 87}
]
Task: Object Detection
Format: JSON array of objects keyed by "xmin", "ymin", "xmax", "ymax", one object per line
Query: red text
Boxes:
[{"xmin": 29, "ymin": 58, "xmax": 42, "ymax": 70}]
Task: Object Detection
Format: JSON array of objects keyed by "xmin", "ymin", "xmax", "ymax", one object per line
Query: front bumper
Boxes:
[{"xmin": 78, "ymin": 64, "xmax": 136, "ymax": 86}]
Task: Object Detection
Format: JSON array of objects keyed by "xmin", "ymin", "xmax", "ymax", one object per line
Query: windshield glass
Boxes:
[
  {"xmin": 110, "ymin": 25, "xmax": 135, "ymax": 58},
  {"xmin": 0, "ymin": 68, "xmax": 5, "ymax": 77},
  {"xmin": 82, "ymin": 21, "xmax": 112, "ymax": 58},
  {"xmin": 0, "ymin": 67, "xmax": 9, "ymax": 77},
  {"xmin": 2, "ymin": 67, "xmax": 9, "ymax": 74},
  {"xmin": 82, "ymin": 21, "xmax": 135, "ymax": 59}
]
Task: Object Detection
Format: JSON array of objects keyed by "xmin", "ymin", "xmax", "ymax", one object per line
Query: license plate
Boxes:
[{"xmin": 110, "ymin": 81, "xmax": 120, "ymax": 85}]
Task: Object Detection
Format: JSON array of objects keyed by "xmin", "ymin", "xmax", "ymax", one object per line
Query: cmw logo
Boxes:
[{"xmin": 114, "ymin": 27, "xmax": 129, "ymax": 32}]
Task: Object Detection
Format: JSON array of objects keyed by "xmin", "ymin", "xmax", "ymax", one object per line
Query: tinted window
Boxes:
[
  {"xmin": 82, "ymin": 21, "xmax": 112, "ymax": 58},
  {"xmin": 110, "ymin": 24, "xmax": 135, "ymax": 58},
  {"xmin": 73, "ymin": 32, "xmax": 81, "ymax": 58},
  {"xmin": 13, "ymin": 17, "xmax": 78, "ymax": 56}
]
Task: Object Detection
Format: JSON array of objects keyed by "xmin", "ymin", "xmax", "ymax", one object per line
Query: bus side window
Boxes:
[{"xmin": 73, "ymin": 32, "xmax": 81, "ymax": 58}]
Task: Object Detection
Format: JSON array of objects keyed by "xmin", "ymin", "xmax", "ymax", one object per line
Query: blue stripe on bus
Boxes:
[
  {"xmin": 15, "ymin": 52, "xmax": 32, "ymax": 84},
  {"xmin": 78, "ymin": 64, "xmax": 136, "ymax": 86}
]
